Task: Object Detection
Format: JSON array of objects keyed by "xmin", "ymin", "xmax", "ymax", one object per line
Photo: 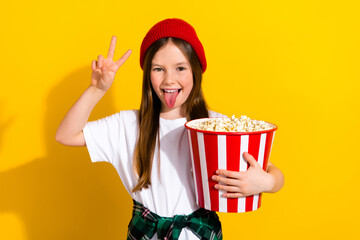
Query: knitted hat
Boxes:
[{"xmin": 140, "ymin": 18, "xmax": 207, "ymax": 73}]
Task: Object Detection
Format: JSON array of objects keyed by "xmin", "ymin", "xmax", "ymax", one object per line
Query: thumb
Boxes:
[{"xmin": 243, "ymin": 152, "xmax": 260, "ymax": 168}]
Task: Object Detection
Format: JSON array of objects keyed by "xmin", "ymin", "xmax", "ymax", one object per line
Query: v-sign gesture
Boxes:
[{"xmin": 91, "ymin": 36, "xmax": 132, "ymax": 92}]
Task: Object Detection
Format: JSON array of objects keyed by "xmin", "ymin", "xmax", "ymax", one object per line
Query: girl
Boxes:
[{"xmin": 56, "ymin": 18, "xmax": 284, "ymax": 240}]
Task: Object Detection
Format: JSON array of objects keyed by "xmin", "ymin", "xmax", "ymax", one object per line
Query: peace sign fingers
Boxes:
[
  {"xmin": 115, "ymin": 49, "xmax": 132, "ymax": 69},
  {"xmin": 107, "ymin": 36, "xmax": 117, "ymax": 60},
  {"xmin": 106, "ymin": 36, "xmax": 132, "ymax": 72},
  {"xmin": 90, "ymin": 36, "xmax": 132, "ymax": 92}
]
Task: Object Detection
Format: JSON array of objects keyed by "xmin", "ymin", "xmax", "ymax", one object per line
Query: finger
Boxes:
[
  {"xmin": 214, "ymin": 184, "xmax": 241, "ymax": 193},
  {"xmin": 215, "ymin": 169, "xmax": 244, "ymax": 179},
  {"xmin": 212, "ymin": 175, "xmax": 241, "ymax": 185},
  {"xmin": 243, "ymin": 152, "xmax": 260, "ymax": 168},
  {"xmin": 97, "ymin": 55, "xmax": 105, "ymax": 68},
  {"xmin": 91, "ymin": 60, "xmax": 96, "ymax": 71},
  {"xmin": 115, "ymin": 49, "xmax": 132, "ymax": 69},
  {"xmin": 107, "ymin": 36, "xmax": 117, "ymax": 60},
  {"xmin": 222, "ymin": 192, "xmax": 246, "ymax": 198}
]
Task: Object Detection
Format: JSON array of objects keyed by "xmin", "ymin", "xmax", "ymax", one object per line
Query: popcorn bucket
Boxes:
[{"xmin": 185, "ymin": 118, "xmax": 278, "ymax": 213}]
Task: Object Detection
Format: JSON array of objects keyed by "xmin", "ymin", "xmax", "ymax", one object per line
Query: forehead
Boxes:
[{"xmin": 151, "ymin": 41, "xmax": 189, "ymax": 65}]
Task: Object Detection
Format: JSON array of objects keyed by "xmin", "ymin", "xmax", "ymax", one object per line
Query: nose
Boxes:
[{"xmin": 163, "ymin": 69, "xmax": 177, "ymax": 84}]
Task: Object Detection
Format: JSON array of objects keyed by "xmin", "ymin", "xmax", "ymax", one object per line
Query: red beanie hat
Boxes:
[{"xmin": 140, "ymin": 18, "xmax": 207, "ymax": 73}]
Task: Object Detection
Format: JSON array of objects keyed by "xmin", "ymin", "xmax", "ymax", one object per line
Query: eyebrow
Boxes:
[
  {"xmin": 175, "ymin": 62, "xmax": 189, "ymax": 66},
  {"xmin": 151, "ymin": 62, "xmax": 189, "ymax": 67}
]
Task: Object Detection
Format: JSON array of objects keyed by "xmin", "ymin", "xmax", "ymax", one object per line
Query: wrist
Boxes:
[{"xmin": 88, "ymin": 85, "xmax": 107, "ymax": 97}]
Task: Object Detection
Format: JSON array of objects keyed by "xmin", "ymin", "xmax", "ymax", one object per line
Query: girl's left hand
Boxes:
[{"xmin": 211, "ymin": 152, "xmax": 275, "ymax": 198}]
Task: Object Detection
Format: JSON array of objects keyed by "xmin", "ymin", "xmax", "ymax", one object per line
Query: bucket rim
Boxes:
[{"xmin": 185, "ymin": 117, "xmax": 278, "ymax": 135}]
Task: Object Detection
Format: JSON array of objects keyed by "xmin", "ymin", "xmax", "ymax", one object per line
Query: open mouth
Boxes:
[
  {"xmin": 162, "ymin": 88, "xmax": 181, "ymax": 108},
  {"xmin": 162, "ymin": 89, "xmax": 181, "ymax": 93}
]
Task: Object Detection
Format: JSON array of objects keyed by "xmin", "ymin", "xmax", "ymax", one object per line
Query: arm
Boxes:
[
  {"xmin": 265, "ymin": 161, "xmax": 284, "ymax": 193},
  {"xmin": 211, "ymin": 152, "xmax": 284, "ymax": 198},
  {"xmin": 55, "ymin": 86, "xmax": 106, "ymax": 146},
  {"xmin": 55, "ymin": 36, "xmax": 132, "ymax": 146}
]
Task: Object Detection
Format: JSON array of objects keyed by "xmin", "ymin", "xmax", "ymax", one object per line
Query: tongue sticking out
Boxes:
[{"xmin": 164, "ymin": 91, "xmax": 180, "ymax": 108}]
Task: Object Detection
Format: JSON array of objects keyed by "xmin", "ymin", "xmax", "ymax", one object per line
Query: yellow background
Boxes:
[{"xmin": 1, "ymin": 0, "xmax": 359, "ymax": 239}]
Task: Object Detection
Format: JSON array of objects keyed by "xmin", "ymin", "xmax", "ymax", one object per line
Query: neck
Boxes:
[{"xmin": 160, "ymin": 105, "xmax": 186, "ymax": 120}]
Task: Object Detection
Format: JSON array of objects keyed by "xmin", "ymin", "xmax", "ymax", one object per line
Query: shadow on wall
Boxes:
[
  {"xmin": 0, "ymin": 66, "xmax": 132, "ymax": 240},
  {"xmin": 0, "ymin": 101, "xmax": 15, "ymax": 151}
]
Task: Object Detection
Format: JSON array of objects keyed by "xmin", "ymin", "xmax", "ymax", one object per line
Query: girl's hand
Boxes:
[
  {"xmin": 91, "ymin": 36, "xmax": 132, "ymax": 92},
  {"xmin": 211, "ymin": 152, "xmax": 275, "ymax": 198}
]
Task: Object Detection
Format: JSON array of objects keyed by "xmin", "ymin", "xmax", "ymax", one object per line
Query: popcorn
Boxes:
[{"xmin": 187, "ymin": 115, "xmax": 274, "ymax": 132}]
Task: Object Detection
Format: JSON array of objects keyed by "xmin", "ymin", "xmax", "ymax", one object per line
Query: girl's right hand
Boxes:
[{"xmin": 91, "ymin": 36, "xmax": 132, "ymax": 92}]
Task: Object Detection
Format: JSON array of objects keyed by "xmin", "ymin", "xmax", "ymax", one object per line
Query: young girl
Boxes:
[{"xmin": 56, "ymin": 18, "xmax": 284, "ymax": 240}]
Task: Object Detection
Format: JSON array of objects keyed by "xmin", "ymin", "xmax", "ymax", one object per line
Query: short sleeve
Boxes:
[
  {"xmin": 82, "ymin": 113, "xmax": 121, "ymax": 164},
  {"xmin": 208, "ymin": 110, "xmax": 228, "ymax": 118}
]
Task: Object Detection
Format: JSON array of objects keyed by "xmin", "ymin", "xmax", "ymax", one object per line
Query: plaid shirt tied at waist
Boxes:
[{"xmin": 127, "ymin": 199, "xmax": 222, "ymax": 240}]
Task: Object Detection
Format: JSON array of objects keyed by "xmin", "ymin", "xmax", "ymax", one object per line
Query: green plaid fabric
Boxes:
[{"xmin": 127, "ymin": 199, "xmax": 222, "ymax": 240}]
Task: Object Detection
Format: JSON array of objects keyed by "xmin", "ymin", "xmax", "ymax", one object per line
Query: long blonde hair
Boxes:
[{"xmin": 132, "ymin": 37, "xmax": 209, "ymax": 192}]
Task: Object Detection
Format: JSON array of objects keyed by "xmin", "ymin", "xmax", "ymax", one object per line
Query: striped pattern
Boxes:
[{"xmin": 187, "ymin": 130, "xmax": 275, "ymax": 213}]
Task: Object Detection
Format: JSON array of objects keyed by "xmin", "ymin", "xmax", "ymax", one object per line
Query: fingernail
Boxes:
[{"xmin": 216, "ymin": 170, "xmax": 219, "ymax": 174}]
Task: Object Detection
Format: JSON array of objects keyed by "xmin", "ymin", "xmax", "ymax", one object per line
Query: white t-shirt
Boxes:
[{"xmin": 83, "ymin": 109, "xmax": 226, "ymax": 239}]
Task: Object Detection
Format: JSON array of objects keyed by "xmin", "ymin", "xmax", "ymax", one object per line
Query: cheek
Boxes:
[
  {"xmin": 150, "ymin": 74, "xmax": 160, "ymax": 89},
  {"xmin": 184, "ymin": 73, "xmax": 194, "ymax": 91},
  {"xmin": 186, "ymin": 81, "xmax": 193, "ymax": 93}
]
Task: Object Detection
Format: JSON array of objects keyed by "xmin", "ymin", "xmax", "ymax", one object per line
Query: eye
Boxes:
[
  {"xmin": 177, "ymin": 67, "xmax": 186, "ymax": 71},
  {"xmin": 153, "ymin": 67, "xmax": 163, "ymax": 72}
]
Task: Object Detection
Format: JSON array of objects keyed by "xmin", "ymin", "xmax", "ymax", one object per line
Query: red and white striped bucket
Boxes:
[{"xmin": 185, "ymin": 118, "xmax": 277, "ymax": 213}]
